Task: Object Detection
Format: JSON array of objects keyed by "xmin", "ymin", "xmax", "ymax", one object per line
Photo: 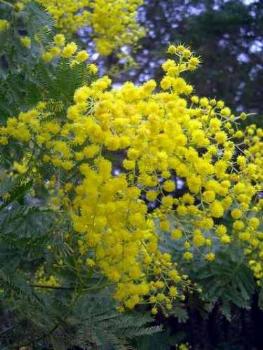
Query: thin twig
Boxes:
[{"xmin": 31, "ymin": 284, "xmax": 74, "ymax": 290}]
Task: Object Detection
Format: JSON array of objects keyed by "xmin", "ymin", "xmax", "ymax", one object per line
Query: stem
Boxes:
[{"xmin": 31, "ymin": 284, "xmax": 74, "ymax": 290}]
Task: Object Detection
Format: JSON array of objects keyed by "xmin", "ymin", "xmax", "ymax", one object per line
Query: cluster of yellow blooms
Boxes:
[
  {"xmin": 21, "ymin": 0, "xmax": 144, "ymax": 55},
  {"xmin": 41, "ymin": 33, "xmax": 92, "ymax": 66},
  {"xmin": 35, "ymin": 266, "xmax": 60, "ymax": 287},
  {"xmin": 0, "ymin": 19, "xmax": 10, "ymax": 31},
  {"xmin": 0, "ymin": 41, "xmax": 262, "ymax": 312}
]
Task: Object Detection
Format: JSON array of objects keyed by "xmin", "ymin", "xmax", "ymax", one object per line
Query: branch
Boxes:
[
  {"xmin": 0, "ymin": 0, "xmax": 14, "ymax": 8},
  {"xmin": 31, "ymin": 284, "xmax": 74, "ymax": 290}
]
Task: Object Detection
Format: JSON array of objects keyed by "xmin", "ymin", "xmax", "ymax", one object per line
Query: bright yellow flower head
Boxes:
[
  {"xmin": 29, "ymin": 0, "xmax": 144, "ymax": 55},
  {"xmin": 1, "ymin": 43, "xmax": 262, "ymax": 312}
]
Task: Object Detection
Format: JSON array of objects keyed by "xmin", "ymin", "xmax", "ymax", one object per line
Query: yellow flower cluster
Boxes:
[
  {"xmin": 35, "ymin": 266, "xmax": 60, "ymax": 287},
  {"xmin": 0, "ymin": 19, "xmax": 10, "ymax": 31},
  {"xmin": 1, "ymin": 44, "xmax": 262, "ymax": 311},
  {"xmin": 88, "ymin": 0, "xmax": 144, "ymax": 56},
  {"xmin": 41, "ymin": 34, "xmax": 98, "ymax": 75},
  {"xmin": 23, "ymin": 0, "xmax": 144, "ymax": 55},
  {"xmin": 20, "ymin": 36, "xmax": 31, "ymax": 48}
]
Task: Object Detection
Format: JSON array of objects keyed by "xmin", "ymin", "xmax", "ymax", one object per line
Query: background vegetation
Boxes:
[{"xmin": 95, "ymin": 0, "xmax": 263, "ymax": 119}]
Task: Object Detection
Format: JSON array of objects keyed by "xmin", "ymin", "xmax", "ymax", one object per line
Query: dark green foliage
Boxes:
[
  {"xmin": 0, "ymin": 2, "xmax": 54, "ymax": 118},
  {"xmin": 36, "ymin": 59, "xmax": 93, "ymax": 113},
  {"xmin": 71, "ymin": 295, "xmax": 162, "ymax": 350},
  {"xmin": 0, "ymin": 174, "xmax": 161, "ymax": 349},
  {"xmin": 0, "ymin": 1, "xmax": 93, "ymax": 120},
  {"xmin": 134, "ymin": 328, "xmax": 186, "ymax": 350},
  {"xmin": 192, "ymin": 248, "xmax": 256, "ymax": 311}
]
